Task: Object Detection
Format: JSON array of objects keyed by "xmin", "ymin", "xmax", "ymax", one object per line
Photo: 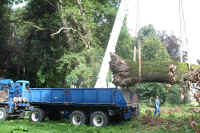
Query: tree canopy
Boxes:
[
  {"xmin": 0, "ymin": 0, "xmax": 119, "ymax": 87},
  {"xmin": 0, "ymin": 1, "xmax": 196, "ymax": 88}
]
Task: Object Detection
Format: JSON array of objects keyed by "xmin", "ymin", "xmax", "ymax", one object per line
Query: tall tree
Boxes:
[
  {"xmin": 4, "ymin": 0, "xmax": 120, "ymax": 87},
  {"xmin": 157, "ymin": 31, "xmax": 184, "ymax": 62},
  {"xmin": 116, "ymin": 24, "xmax": 133, "ymax": 60},
  {"xmin": 0, "ymin": 0, "xmax": 11, "ymax": 76}
]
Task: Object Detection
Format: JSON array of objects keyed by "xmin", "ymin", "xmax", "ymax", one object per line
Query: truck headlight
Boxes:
[
  {"xmin": 18, "ymin": 97, "xmax": 22, "ymax": 103},
  {"xmin": 13, "ymin": 97, "xmax": 18, "ymax": 103},
  {"xmin": 23, "ymin": 98, "xmax": 28, "ymax": 103}
]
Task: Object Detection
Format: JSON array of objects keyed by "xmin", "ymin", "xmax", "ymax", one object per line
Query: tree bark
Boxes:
[
  {"xmin": 110, "ymin": 53, "xmax": 200, "ymax": 87},
  {"xmin": 57, "ymin": 0, "xmax": 74, "ymax": 49}
]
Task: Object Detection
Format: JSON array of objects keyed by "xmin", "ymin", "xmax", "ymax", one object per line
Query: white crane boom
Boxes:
[{"xmin": 95, "ymin": 0, "xmax": 129, "ymax": 88}]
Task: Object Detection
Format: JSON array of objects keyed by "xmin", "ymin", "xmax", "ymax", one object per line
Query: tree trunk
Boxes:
[
  {"xmin": 57, "ymin": 0, "xmax": 74, "ymax": 49},
  {"xmin": 110, "ymin": 53, "xmax": 200, "ymax": 87}
]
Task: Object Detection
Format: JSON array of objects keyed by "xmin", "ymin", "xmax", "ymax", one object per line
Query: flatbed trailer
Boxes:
[{"xmin": 0, "ymin": 79, "xmax": 139, "ymax": 127}]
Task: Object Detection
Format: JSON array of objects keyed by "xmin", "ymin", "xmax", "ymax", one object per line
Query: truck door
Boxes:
[
  {"xmin": 22, "ymin": 83, "xmax": 31, "ymax": 102},
  {"xmin": 0, "ymin": 84, "xmax": 9, "ymax": 102}
]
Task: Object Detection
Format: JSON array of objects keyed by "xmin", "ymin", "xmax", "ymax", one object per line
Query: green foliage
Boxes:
[
  {"xmin": 0, "ymin": 104, "xmax": 196, "ymax": 133},
  {"xmin": 0, "ymin": 0, "xmax": 188, "ymax": 90},
  {"xmin": 116, "ymin": 24, "xmax": 133, "ymax": 60},
  {"xmin": 135, "ymin": 83, "xmax": 167, "ymax": 105},
  {"xmin": 130, "ymin": 25, "xmax": 171, "ymax": 62},
  {"xmin": 56, "ymin": 47, "xmax": 104, "ymax": 88},
  {"xmin": 11, "ymin": 126, "xmax": 28, "ymax": 133},
  {"xmin": 167, "ymin": 85, "xmax": 182, "ymax": 104},
  {"xmin": 116, "ymin": 24, "xmax": 171, "ymax": 63},
  {"xmin": 142, "ymin": 37, "xmax": 171, "ymax": 61},
  {"xmin": 138, "ymin": 24, "xmax": 156, "ymax": 40},
  {"xmin": 0, "ymin": 0, "xmax": 118, "ymax": 87},
  {"xmin": 166, "ymin": 84, "xmax": 189, "ymax": 104},
  {"xmin": 0, "ymin": 0, "xmax": 12, "ymax": 77},
  {"xmin": 137, "ymin": 25, "xmax": 170, "ymax": 61},
  {"xmin": 135, "ymin": 83, "xmax": 190, "ymax": 105}
]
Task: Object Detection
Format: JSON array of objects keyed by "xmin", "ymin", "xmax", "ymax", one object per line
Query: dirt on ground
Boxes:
[
  {"xmin": 162, "ymin": 106, "xmax": 183, "ymax": 114},
  {"xmin": 132, "ymin": 106, "xmax": 200, "ymax": 132}
]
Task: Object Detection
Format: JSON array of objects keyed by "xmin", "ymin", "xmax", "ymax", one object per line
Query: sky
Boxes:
[
  {"xmin": 12, "ymin": 2, "xmax": 26, "ymax": 8},
  {"xmin": 126, "ymin": 0, "xmax": 200, "ymax": 64}
]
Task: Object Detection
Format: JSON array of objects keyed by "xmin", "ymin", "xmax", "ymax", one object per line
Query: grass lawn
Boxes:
[{"xmin": 0, "ymin": 104, "xmax": 198, "ymax": 133}]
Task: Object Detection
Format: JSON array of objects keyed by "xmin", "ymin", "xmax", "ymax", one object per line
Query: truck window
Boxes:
[
  {"xmin": 25, "ymin": 84, "xmax": 30, "ymax": 90},
  {"xmin": 0, "ymin": 85, "xmax": 3, "ymax": 90},
  {"xmin": 0, "ymin": 85, "xmax": 9, "ymax": 91}
]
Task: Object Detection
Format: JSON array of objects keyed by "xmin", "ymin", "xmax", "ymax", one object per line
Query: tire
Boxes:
[
  {"xmin": 90, "ymin": 111, "xmax": 108, "ymax": 127},
  {"xmin": 48, "ymin": 111, "xmax": 62, "ymax": 121},
  {"xmin": 69, "ymin": 111, "xmax": 87, "ymax": 126},
  {"xmin": 29, "ymin": 108, "xmax": 45, "ymax": 122},
  {"xmin": 0, "ymin": 107, "xmax": 8, "ymax": 120}
]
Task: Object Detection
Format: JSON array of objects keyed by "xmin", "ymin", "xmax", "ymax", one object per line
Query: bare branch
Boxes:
[
  {"xmin": 24, "ymin": 21, "xmax": 46, "ymax": 31},
  {"xmin": 76, "ymin": 0, "xmax": 84, "ymax": 15},
  {"xmin": 44, "ymin": 0, "xmax": 57, "ymax": 9},
  {"xmin": 50, "ymin": 27, "xmax": 76, "ymax": 37}
]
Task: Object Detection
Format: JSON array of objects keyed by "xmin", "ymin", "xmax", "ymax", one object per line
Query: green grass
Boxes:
[{"xmin": 0, "ymin": 104, "xmax": 198, "ymax": 133}]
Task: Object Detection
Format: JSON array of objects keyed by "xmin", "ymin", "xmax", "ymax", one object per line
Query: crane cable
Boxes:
[
  {"xmin": 133, "ymin": 0, "xmax": 140, "ymax": 62},
  {"xmin": 179, "ymin": 0, "xmax": 189, "ymax": 63},
  {"xmin": 135, "ymin": 0, "xmax": 140, "ymax": 37},
  {"xmin": 181, "ymin": 0, "xmax": 190, "ymax": 64}
]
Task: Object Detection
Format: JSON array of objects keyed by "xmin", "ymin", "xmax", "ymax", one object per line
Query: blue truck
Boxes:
[{"xmin": 0, "ymin": 79, "xmax": 139, "ymax": 127}]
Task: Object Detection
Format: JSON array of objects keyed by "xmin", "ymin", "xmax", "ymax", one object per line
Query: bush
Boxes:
[
  {"xmin": 166, "ymin": 84, "xmax": 189, "ymax": 104},
  {"xmin": 167, "ymin": 85, "xmax": 181, "ymax": 104},
  {"xmin": 135, "ymin": 83, "xmax": 167, "ymax": 106}
]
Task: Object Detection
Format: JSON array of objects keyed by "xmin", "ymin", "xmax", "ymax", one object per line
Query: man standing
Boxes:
[{"xmin": 154, "ymin": 96, "xmax": 160, "ymax": 117}]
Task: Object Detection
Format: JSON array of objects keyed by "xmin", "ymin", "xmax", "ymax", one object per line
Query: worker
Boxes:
[{"xmin": 154, "ymin": 96, "xmax": 160, "ymax": 117}]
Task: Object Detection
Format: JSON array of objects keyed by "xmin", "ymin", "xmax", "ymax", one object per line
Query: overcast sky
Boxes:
[{"xmin": 127, "ymin": 0, "xmax": 200, "ymax": 64}]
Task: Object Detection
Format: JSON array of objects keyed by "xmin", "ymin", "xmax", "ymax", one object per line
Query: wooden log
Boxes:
[
  {"xmin": 0, "ymin": 89, "xmax": 8, "ymax": 102},
  {"xmin": 110, "ymin": 53, "xmax": 200, "ymax": 87}
]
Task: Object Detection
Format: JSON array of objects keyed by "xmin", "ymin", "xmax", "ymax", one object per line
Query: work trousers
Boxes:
[{"xmin": 154, "ymin": 107, "xmax": 160, "ymax": 116}]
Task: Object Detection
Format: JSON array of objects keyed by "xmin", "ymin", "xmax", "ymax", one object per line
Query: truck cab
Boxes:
[
  {"xmin": 0, "ymin": 79, "xmax": 13, "ymax": 102},
  {"xmin": 15, "ymin": 80, "xmax": 30, "ymax": 103},
  {"xmin": 0, "ymin": 79, "xmax": 30, "ymax": 120}
]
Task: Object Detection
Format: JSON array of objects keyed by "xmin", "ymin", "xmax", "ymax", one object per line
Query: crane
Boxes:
[
  {"xmin": 179, "ymin": 0, "xmax": 189, "ymax": 63},
  {"xmin": 95, "ymin": 0, "xmax": 190, "ymax": 88},
  {"xmin": 95, "ymin": 0, "xmax": 130, "ymax": 88}
]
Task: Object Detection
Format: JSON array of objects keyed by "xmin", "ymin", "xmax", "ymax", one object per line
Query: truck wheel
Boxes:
[
  {"xmin": 0, "ymin": 107, "xmax": 7, "ymax": 120},
  {"xmin": 70, "ymin": 111, "xmax": 87, "ymax": 126},
  {"xmin": 90, "ymin": 111, "xmax": 108, "ymax": 127},
  {"xmin": 29, "ymin": 108, "xmax": 45, "ymax": 122},
  {"xmin": 48, "ymin": 111, "xmax": 61, "ymax": 121}
]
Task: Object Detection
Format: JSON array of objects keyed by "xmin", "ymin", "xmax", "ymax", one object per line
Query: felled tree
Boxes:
[{"xmin": 110, "ymin": 53, "xmax": 200, "ymax": 87}]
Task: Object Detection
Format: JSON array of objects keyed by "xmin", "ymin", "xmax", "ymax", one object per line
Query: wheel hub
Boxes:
[
  {"xmin": 0, "ymin": 110, "xmax": 4, "ymax": 119},
  {"xmin": 32, "ymin": 112, "xmax": 39, "ymax": 122},
  {"xmin": 93, "ymin": 115, "xmax": 104, "ymax": 127},
  {"xmin": 72, "ymin": 114, "xmax": 81, "ymax": 125}
]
